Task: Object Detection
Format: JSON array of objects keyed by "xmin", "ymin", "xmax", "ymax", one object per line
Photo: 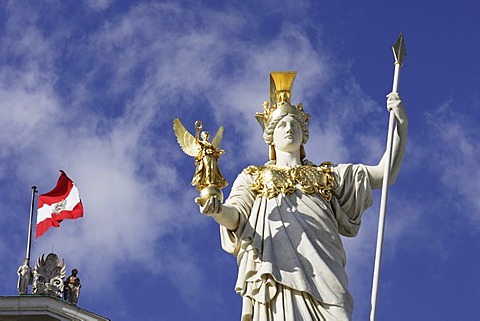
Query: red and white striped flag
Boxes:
[{"xmin": 36, "ymin": 170, "xmax": 84, "ymax": 238}]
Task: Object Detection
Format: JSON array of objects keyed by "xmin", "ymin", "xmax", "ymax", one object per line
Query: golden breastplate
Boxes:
[{"xmin": 244, "ymin": 162, "xmax": 335, "ymax": 201}]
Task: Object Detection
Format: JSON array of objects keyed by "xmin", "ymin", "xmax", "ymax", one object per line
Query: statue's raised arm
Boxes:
[{"xmin": 365, "ymin": 92, "xmax": 408, "ymax": 189}]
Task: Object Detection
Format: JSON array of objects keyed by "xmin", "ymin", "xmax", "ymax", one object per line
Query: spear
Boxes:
[{"xmin": 370, "ymin": 33, "xmax": 406, "ymax": 321}]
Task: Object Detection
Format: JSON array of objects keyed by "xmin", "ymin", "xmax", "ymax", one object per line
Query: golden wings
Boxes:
[{"xmin": 173, "ymin": 118, "xmax": 224, "ymax": 157}]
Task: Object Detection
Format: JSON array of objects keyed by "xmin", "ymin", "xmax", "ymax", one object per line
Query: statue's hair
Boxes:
[{"xmin": 263, "ymin": 113, "xmax": 309, "ymax": 145}]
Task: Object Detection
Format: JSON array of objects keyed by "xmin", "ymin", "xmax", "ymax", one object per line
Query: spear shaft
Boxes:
[{"xmin": 370, "ymin": 33, "xmax": 406, "ymax": 321}]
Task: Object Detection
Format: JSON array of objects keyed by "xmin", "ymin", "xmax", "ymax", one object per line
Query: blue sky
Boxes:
[{"xmin": 0, "ymin": 1, "xmax": 479, "ymax": 320}]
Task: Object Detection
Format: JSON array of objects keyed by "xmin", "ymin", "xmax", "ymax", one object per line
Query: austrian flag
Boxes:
[{"xmin": 36, "ymin": 171, "xmax": 84, "ymax": 238}]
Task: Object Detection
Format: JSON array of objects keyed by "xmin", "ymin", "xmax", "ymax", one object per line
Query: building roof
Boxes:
[{"xmin": 0, "ymin": 296, "xmax": 110, "ymax": 321}]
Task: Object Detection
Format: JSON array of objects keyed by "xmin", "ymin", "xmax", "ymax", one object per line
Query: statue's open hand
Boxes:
[
  {"xmin": 196, "ymin": 195, "xmax": 222, "ymax": 216},
  {"xmin": 386, "ymin": 92, "xmax": 408, "ymax": 125}
]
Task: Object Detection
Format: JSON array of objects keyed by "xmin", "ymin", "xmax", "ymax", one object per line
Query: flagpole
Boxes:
[
  {"xmin": 370, "ymin": 33, "xmax": 406, "ymax": 321},
  {"xmin": 25, "ymin": 185, "xmax": 38, "ymax": 263}
]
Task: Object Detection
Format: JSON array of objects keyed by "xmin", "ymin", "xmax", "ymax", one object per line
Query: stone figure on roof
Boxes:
[
  {"xmin": 17, "ymin": 258, "xmax": 32, "ymax": 295},
  {"xmin": 32, "ymin": 253, "xmax": 66, "ymax": 298},
  {"xmin": 64, "ymin": 268, "xmax": 81, "ymax": 304}
]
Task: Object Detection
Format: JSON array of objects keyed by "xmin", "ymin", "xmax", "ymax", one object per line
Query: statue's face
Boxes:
[{"xmin": 273, "ymin": 115, "xmax": 303, "ymax": 153}]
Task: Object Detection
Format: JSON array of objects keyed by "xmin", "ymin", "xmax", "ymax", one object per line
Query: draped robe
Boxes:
[{"xmin": 220, "ymin": 163, "xmax": 372, "ymax": 321}]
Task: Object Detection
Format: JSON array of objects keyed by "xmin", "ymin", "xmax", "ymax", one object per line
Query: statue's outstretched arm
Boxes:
[
  {"xmin": 366, "ymin": 93, "xmax": 408, "ymax": 189},
  {"xmin": 196, "ymin": 196, "xmax": 240, "ymax": 230}
]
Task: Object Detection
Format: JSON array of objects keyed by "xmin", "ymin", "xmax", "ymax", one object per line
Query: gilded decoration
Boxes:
[
  {"xmin": 173, "ymin": 118, "xmax": 228, "ymax": 205},
  {"xmin": 255, "ymin": 71, "xmax": 310, "ymax": 130},
  {"xmin": 254, "ymin": 71, "xmax": 310, "ymax": 132},
  {"xmin": 244, "ymin": 162, "xmax": 335, "ymax": 201}
]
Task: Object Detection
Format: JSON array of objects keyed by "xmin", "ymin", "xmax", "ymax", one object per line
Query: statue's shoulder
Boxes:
[
  {"xmin": 242, "ymin": 165, "xmax": 265, "ymax": 175},
  {"xmin": 319, "ymin": 161, "xmax": 334, "ymax": 172}
]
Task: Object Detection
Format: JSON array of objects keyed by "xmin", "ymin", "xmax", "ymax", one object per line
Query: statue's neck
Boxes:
[{"xmin": 274, "ymin": 150, "xmax": 302, "ymax": 167}]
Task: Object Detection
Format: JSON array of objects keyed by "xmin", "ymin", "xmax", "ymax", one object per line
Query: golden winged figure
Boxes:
[{"xmin": 173, "ymin": 118, "xmax": 228, "ymax": 205}]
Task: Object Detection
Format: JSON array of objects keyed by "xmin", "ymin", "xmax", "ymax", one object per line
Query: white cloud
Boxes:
[
  {"xmin": 425, "ymin": 100, "xmax": 480, "ymax": 224},
  {"xmin": 85, "ymin": 0, "xmax": 113, "ymax": 11}
]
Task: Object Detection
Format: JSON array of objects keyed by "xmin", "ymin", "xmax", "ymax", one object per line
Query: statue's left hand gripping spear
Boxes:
[{"xmin": 173, "ymin": 118, "xmax": 228, "ymax": 206}]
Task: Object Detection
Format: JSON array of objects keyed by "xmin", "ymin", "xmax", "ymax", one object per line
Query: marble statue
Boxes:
[
  {"xmin": 64, "ymin": 269, "xmax": 81, "ymax": 304},
  {"xmin": 32, "ymin": 253, "xmax": 66, "ymax": 298},
  {"xmin": 17, "ymin": 259, "xmax": 32, "ymax": 295},
  {"xmin": 196, "ymin": 72, "xmax": 408, "ymax": 320}
]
